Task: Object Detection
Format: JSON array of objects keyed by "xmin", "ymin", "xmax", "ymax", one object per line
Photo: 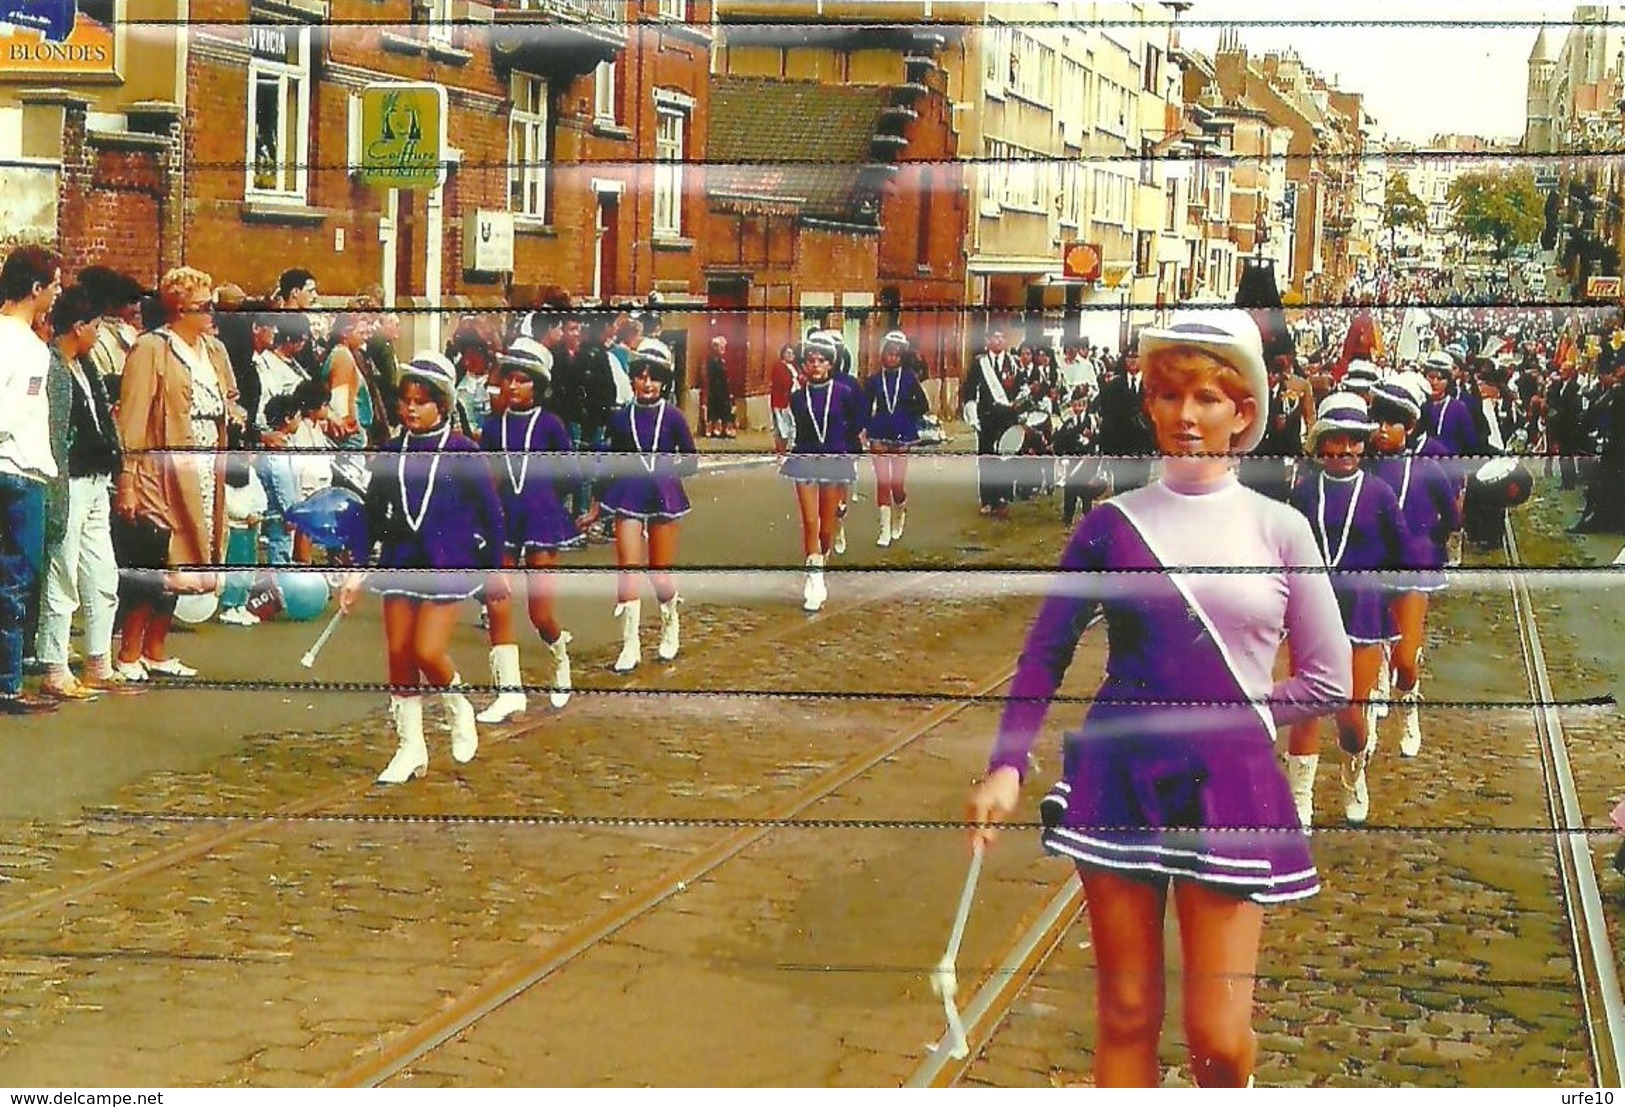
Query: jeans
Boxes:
[
  {"xmin": 569, "ymin": 422, "xmax": 609, "ymax": 517},
  {"xmin": 263, "ymin": 516, "xmax": 294, "ymax": 566},
  {"xmin": 35, "ymin": 475, "xmax": 119, "ymax": 666},
  {"xmin": 0, "ymin": 473, "xmax": 47, "ymax": 695}
]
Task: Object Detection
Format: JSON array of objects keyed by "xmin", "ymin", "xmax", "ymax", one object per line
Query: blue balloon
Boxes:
[
  {"xmin": 277, "ymin": 573, "xmax": 330, "ymax": 622},
  {"xmin": 285, "ymin": 487, "xmax": 371, "ymax": 564}
]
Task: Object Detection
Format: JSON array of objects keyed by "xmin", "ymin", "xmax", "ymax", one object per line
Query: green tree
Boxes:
[
  {"xmin": 1381, "ymin": 171, "xmax": 1427, "ymax": 255},
  {"xmin": 1447, "ymin": 168, "xmax": 1544, "ymax": 258}
]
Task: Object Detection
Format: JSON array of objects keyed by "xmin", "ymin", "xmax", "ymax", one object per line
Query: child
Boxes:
[
  {"xmin": 338, "ymin": 353, "xmax": 506, "ymax": 784},
  {"xmin": 576, "ymin": 339, "xmax": 697, "ymax": 673},
  {"xmin": 219, "ymin": 438, "xmax": 268, "ymax": 626}
]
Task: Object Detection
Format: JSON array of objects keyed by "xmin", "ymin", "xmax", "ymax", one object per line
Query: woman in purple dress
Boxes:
[
  {"xmin": 338, "ymin": 353, "xmax": 506, "ymax": 784},
  {"xmin": 1366, "ymin": 372, "xmax": 1460, "ymax": 759},
  {"xmin": 861, "ymin": 330, "xmax": 930, "ymax": 549},
  {"xmin": 966, "ymin": 310, "xmax": 1350, "ymax": 1088},
  {"xmin": 1285, "ymin": 392, "xmax": 1411, "ymax": 828},
  {"xmin": 475, "ymin": 338, "xmax": 580, "ymax": 724},
  {"xmin": 577, "ymin": 339, "xmax": 696, "ymax": 674},
  {"xmin": 781, "ymin": 332, "xmax": 864, "ymax": 612}
]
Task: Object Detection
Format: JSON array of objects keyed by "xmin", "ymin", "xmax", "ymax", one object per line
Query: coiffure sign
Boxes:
[{"xmin": 0, "ymin": 0, "xmax": 119, "ymax": 79}]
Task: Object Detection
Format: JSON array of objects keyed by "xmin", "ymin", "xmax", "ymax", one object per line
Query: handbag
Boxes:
[{"xmin": 111, "ymin": 512, "xmax": 172, "ymax": 571}]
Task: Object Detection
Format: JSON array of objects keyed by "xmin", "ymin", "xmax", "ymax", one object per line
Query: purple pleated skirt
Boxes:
[
  {"xmin": 600, "ymin": 475, "xmax": 691, "ymax": 521},
  {"xmin": 1042, "ymin": 705, "xmax": 1319, "ymax": 906},
  {"xmin": 780, "ymin": 453, "xmax": 858, "ymax": 485},
  {"xmin": 1334, "ymin": 578, "xmax": 1400, "ymax": 644}
]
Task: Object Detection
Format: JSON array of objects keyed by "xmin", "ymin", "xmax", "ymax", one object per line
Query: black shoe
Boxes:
[
  {"xmin": 0, "ymin": 692, "xmax": 60, "ymax": 716},
  {"xmin": 1039, "ymin": 780, "xmax": 1071, "ymax": 829}
]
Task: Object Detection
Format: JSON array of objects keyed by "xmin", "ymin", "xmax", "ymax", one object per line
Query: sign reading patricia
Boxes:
[
  {"xmin": 359, "ymin": 82, "xmax": 447, "ymax": 191},
  {"xmin": 0, "ymin": 0, "xmax": 118, "ymax": 79}
]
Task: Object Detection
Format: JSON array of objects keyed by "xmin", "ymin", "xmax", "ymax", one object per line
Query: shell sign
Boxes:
[
  {"xmin": 1063, "ymin": 241, "xmax": 1104, "ymax": 283},
  {"xmin": 0, "ymin": 0, "xmax": 119, "ymax": 79}
]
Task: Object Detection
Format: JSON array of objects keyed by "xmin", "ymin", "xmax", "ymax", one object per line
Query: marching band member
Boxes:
[
  {"xmin": 1367, "ymin": 373, "xmax": 1460, "ymax": 758},
  {"xmin": 577, "ymin": 339, "xmax": 696, "ymax": 673},
  {"xmin": 339, "ymin": 352, "xmax": 505, "ymax": 785},
  {"xmin": 967, "ymin": 310, "xmax": 1349, "ymax": 1088},
  {"xmin": 781, "ymin": 332, "xmax": 863, "ymax": 612},
  {"xmin": 1286, "ymin": 392, "xmax": 1411, "ymax": 826},
  {"xmin": 861, "ymin": 330, "xmax": 929, "ymax": 547},
  {"xmin": 476, "ymin": 338, "xmax": 580, "ymax": 723}
]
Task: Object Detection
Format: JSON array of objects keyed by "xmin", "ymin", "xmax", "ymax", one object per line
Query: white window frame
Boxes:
[
  {"xmin": 984, "ymin": 22, "xmax": 1009, "ymax": 97},
  {"xmin": 509, "ymin": 71, "xmax": 550, "ymax": 221},
  {"xmin": 594, "ymin": 59, "xmax": 618, "ymax": 124},
  {"xmin": 245, "ymin": 26, "xmax": 311, "ymax": 202},
  {"xmin": 1011, "ymin": 33, "xmax": 1054, "ymax": 106},
  {"xmin": 653, "ymin": 94, "xmax": 690, "ymax": 238},
  {"xmin": 424, "ymin": 0, "xmax": 454, "ymax": 45},
  {"xmin": 657, "ymin": 0, "xmax": 686, "ymax": 18}
]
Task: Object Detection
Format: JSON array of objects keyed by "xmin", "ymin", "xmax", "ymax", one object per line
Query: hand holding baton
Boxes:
[
  {"xmin": 929, "ymin": 842, "xmax": 985, "ymax": 1061},
  {"xmin": 300, "ymin": 608, "xmax": 346, "ymax": 669}
]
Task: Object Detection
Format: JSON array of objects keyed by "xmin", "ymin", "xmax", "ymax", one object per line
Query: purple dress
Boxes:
[
  {"xmin": 780, "ymin": 377, "xmax": 863, "ymax": 484},
  {"xmin": 1423, "ymin": 395, "xmax": 1477, "ymax": 457},
  {"xmin": 481, "ymin": 407, "xmax": 582, "ymax": 554},
  {"xmin": 1289, "ymin": 469, "xmax": 1410, "ymax": 644},
  {"xmin": 597, "ymin": 399, "xmax": 697, "ymax": 520},
  {"xmin": 364, "ymin": 426, "xmax": 505, "ymax": 600},
  {"xmin": 1368, "ymin": 454, "xmax": 1460, "ymax": 593},
  {"xmin": 861, "ymin": 367, "xmax": 928, "ymax": 446},
  {"xmin": 988, "ymin": 474, "xmax": 1351, "ymax": 903}
]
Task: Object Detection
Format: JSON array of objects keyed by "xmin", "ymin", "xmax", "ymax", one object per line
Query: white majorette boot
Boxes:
[
  {"xmin": 1398, "ymin": 686, "xmax": 1423, "ymax": 757},
  {"xmin": 802, "ymin": 553, "xmax": 827, "ymax": 613},
  {"xmin": 378, "ymin": 695, "xmax": 429, "ymax": 784},
  {"xmin": 1341, "ymin": 747, "xmax": 1370, "ymax": 824},
  {"xmin": 1374, "ymin": 644, "xmax": 1392, "ymax": 718},
  {"xmin": 833, "ymin": 503, "xmax": 848, "ymax": 555},
  {"xmin": 1284, "ymin": 753, "xmax": 1319, "ymax": 832},
  {"xmin": 892, "ymin": 503, "xmax": 907, "ymax": 541},
  {"xmin": 476, "ymin": 644, "xmax": 528, "ymax": 725},
  {"xmin": 443, "ymin": 676, "xmax": 479, "ymax": 764},
  {"xmin": 876, "ymin": 506, "xmax": 893, "ymax": 548},
  {"xmin": 657, "ymin": 595, "xmax": 682, "ymax": 661},
  {"xmin": 613, "ymin": 600, "xmax": 642, "ymax": 673},
  {"xmin": 1364, "ymin": 699, "xmax": 1381, "ymax": 757},
  {"xmin": 547, "ymin": 630, "xmax": 573, "ymax": 708}
]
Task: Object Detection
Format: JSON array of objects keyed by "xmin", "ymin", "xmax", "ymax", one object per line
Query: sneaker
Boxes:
[
  {"xmin": 142, "ymin": 656, "xmax": 198, "ymax": 678},
  {"xmin": 81, "ymin": 672, "xmax": 149, "ymax": 696},
  {"xmin": 112, "ymin": 658, "xmax": 149, "ymax": 682},
  {"xmin": 39, "ymin": 677, "xmax": 99, "ymax": 702},
  {"xmin": 218, "ymin": 606, "xmax": 259, "ymax": 626},
  {"xmin": 0, "ymin": 692, "xmax": 59, "ymax": 716}
]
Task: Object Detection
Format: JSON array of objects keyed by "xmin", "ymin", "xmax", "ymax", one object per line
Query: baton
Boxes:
[
  {"xmin": 929, "ymin": 843, "xmax": 985, "ymax": 1061},
  {"xmin": 300, "ymin": 608, "xmax": 346, "ymax": 669}
]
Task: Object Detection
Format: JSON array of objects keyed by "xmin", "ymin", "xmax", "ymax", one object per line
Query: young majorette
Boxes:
[
  {"xmin": 1285, "ymin": 391, "xmax": 1412, "ymax": 826},
  {"xmin": 1366, "ymin": 372, "xmax": 1460, "ymax": 758},
  {"xmin": 338, "ymin": 353, "xmax": 506, "ymax": 784},
  {"xmin": 861, "ymin": 330, "xmax": 929, "ymax": 548},
  {"xmin": 475, "ymin": 338, "xmax": 580, "ymax": 723},
  {"xmin": 782, "ymin": 332, "xmax": 864, "ymax": 612},
  {"xmin": 576, "ymin": 339, "xmax": 696, "ymax": 673}
]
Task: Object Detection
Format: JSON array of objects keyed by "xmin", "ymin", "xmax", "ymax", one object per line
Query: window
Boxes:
[
  {"xmin": 423, "ymin": 0, "xmax": 453, "ymax": 45},
  {"xmin": 509, "ymin": 72, "xmax": 550, "ymax": 220},
  {"xmin": 1010, "ymin": 33, "xmax": 1055, "ymax": 104},
  {"xmin": 1135, "ymin": 230, "xmax": 1155, "ymax": 278},
  {"xmin": 1096, "ymin": 77, "xmax": 1128, "ymax": 136},
  {"xmin": 654, "ymin": 101, "xmax": 687, "ymax": 237},
  {"xmin": 1165, "ymin": 179, "xmax": 1179, "ymax": 231},
  {"xmin": 1057, "ymin": 161, "xmax": 1083, "ymax": 226},
  {"xmin": 984, "ymin": 23, "xmax": 1010, "ymax": 95},
  {"xmin": 1090, "ymin": 167, "xmax": 1132, "ymax": 227},
  {"xmin": 658, "ymin": 0, "xmax": 687, "ymax": 18},
  {"xmin": 1142, "ymin": 45, "xmax": 1161, "ymax": 94},
  {"xmin": 594, "ymin": 60, "xmax": 618, "ymax": 124},
  {"xmin": 1060, "ymin": 57, "xmax": 1086, "ymax": 141},
  {"xmin": 915, "ymin": 167, "xmax": 933, "ymax": 267},
  {"xmin": 1139, "ymin": 139, "xmax": 1156, "ymax": 186},
  {"xmin": 246, "ymin": 25, "xmax": 311, "ymax": 200}
]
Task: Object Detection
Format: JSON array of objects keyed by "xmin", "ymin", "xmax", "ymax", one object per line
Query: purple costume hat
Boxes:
[
  {"xmin": 499, "ymin": 337, "xmax": 554, "ymax": 386},
  {"xmin": 1370, "ymin": 376, "xmax": 1422, "ymax": 425},
  {"xmin": 401, "ymin": 350, "xmax": 458, "ymax": 405},
  {"xmin": 1137, "ymin": 308, "xmax": 1271, "ymax": 452},
  {"xmin": 1306, "ymin": 391, "xmax": 1378, "ymax": 454},
  {"xmin": 629, "ymin": 337, "xmax": 676, "ymax": 385}
]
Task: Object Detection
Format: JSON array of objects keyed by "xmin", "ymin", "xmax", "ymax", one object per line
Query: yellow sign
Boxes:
[
  {"xmin": 1584, "ymin": 275, "xmax": 1623, "ymax": 301},
  {"xmin": 0, "ymin": 2, "xmax": 118, "ymax": 80},
  {"xmin": 359, "ymin": 82, "xmax": 447, "ymax": 191}
]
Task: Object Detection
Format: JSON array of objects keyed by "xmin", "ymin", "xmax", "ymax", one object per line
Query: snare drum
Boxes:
[
  {"xmin": 1469, "ymin": 457, "xmax": 1534, "ymax": 507},
  {"xmin": 995, "ymin": 425, "xmax": 1027, "ymax": 456}
]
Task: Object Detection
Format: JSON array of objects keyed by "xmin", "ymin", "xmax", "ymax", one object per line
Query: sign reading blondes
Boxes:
[
  {"xmin": 359, "ymin": 82, "xmax": 448, "ymax": 191},
  {"xmin": 0, "ymin": 0, "xmax": 119, "ymax": 80}
]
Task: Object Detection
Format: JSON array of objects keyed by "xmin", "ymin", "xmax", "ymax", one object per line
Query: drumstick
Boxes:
[
  {"xmin": 929, "ymin": 843, "xmax": 985, "ymax": 1060},
  {"xmin": 300, "ymin": 608, "xmax": 346, "ymax": 669}
]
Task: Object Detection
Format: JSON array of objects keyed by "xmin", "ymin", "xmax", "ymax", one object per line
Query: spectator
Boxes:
[
  {"xmin": 256, "ymin": 394, "xmax": 303, "ymax": 566},
  {"xmin": 0, "ymin": 245, "xmax": 63, "ymax": 715},
  {"xmin": 322, "ymin": 311, "xmax": 379, "ymax": 450},
  {"xmin": 79, "ymin": 267, "xmax": 144, "ymax": 412},
  {"xmin": 37, "ymin": 284, "xmax": 133, "ymax": 699},
  {"xmin": 704, "ymin": 335, "xmax": 735, "ymax": 438},
  {"xmin": 112, "ymin": 266, "xmax": 234, "ymax": 682}
]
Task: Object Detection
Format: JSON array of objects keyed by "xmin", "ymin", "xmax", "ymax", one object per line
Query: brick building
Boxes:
[
  {"xmin": 707, "ymin": 11, "xmax": 968, "ymax": 427},
  {"xmin": 1, "ymin": 0, "xmax": 186, "ymax": 280}
]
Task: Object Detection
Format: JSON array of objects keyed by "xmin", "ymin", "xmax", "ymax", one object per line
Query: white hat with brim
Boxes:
[
  {"xmin": 1369, "ymin": 379, "xmax": 1421, "ymax": 425},
  {"xmin": 499, "ymin": 337, "xmax": 554, "ymax": 382},
  {"xmin": 401, "ymin": 350, "xmax": 458, "ymax": 403},
  {"xmin": 1306, "ymin": 391, "xmax": 1378, "ymax": 454},
  {"xmin": 1137, "ymin": 308, "xmax": 1270, "ymax": 453}
]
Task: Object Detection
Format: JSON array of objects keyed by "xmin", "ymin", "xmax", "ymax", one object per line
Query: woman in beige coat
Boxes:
[{"xmin": 112, "ymin": 267, "xmax": 236, "ymax": 681}]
